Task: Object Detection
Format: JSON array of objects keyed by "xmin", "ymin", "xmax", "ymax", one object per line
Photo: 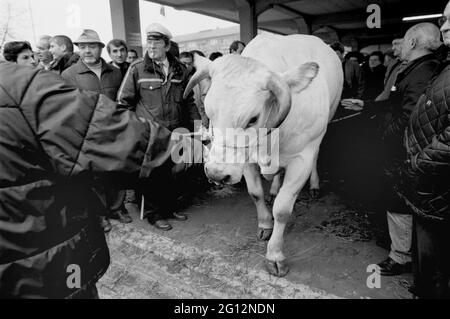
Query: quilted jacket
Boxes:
[
  {"xmin": 403, "ymin": 61, "xmax": 450, "ymax": 221},
  {"xmin": 0, "ymin": 61, "xmax": 174, "ymax": 298}
]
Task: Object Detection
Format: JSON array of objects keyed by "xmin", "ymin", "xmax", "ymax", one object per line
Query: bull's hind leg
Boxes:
[
  {"xmin": 309, "ymin": 149, "xmax": 320, "ymax": 199},
  {"xmin": 243, "ymin": 164, "xmax": 273, "ymax": 241},
  {"xmin": 265, "ymin": 148, "xmax": 316, "ymax": 277}
]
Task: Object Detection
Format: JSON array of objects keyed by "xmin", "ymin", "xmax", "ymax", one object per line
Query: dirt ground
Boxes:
[{"xmin": 98, "ymin": 179, "xmax": 412, "ymax": 299}]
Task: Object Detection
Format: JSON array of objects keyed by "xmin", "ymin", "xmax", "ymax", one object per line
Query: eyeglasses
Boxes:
[{"xmin": 438, "ymin": 16, "xmax": 449, "ymax": 27}]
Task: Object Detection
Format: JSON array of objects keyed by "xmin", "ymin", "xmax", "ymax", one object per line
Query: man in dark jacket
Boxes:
[
  {"xmin": 117, "ymin": 23, "xmax": 201, "ymax": 231},
  {"xmin": 48, "ymin": 35, "xmax": 79, "ymax": 74},
  {"xmin": 342, "ymin": 22, "xmax": 442, "ymax": 276},
  {"xmin": 399, "ymin": 2, "xmax": 450, "ymax": 298},
  {"xmin": 376, "ymin": 38, "xmax": 406, "ymax": 102},
  {"xmin": 62, "ymin": 29, "xmax": 131, "ymax": 232},
  {"xmin": 0, "ymin": 61, "xmax": 201, "ymax": 299},
  {"xmin": 330, "ymin": 43, "xmax": 365, "ymax": 100}
]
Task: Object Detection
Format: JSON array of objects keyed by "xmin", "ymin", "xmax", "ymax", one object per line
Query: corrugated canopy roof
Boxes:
[{"xmin": 144, "ymin": 0, "xmax": 447, "ymax": 47}]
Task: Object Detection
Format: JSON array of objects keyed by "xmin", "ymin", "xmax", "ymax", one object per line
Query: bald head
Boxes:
[{"xmin": 401, "ymin": 22, "xmax": 442, "ymax": 61}]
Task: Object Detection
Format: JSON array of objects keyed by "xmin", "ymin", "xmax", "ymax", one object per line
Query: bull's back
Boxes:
[{"xmin": 243, "ymin": 33, "xmax": 342, "ymax": 119}]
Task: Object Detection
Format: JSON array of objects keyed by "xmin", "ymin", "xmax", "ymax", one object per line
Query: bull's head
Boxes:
[{"xmin": 184, "ymin": 54, "xmax": 319, "ymax": 185}]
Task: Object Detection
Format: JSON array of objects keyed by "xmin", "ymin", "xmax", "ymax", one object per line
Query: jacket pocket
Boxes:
[
  {"xmin": 170, "ymin": 79, "xmax": 184, "ymax": 103},
  {"xmin": 139, "ymin": 81, "xmax": 164, "ymax": 117}
]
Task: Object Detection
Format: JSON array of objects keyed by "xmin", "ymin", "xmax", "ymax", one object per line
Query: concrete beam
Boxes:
[
  {"xmin": 236, "ymin": 0, "xmax": 257, "ymax": 44},
  {"xmin": 109, "ymin": 0, "xmax": 143, "ymax": 56},
  {"xmin": 175, "ymin": 0, "xmax": 236, "ymax": 11},
  {"xmin": 311, "ymin": 3, "xmax": 443, "ymax": 28},
  {"xmin": 255, "ymin": 0, "xmax": 297, "ymax": 16}
]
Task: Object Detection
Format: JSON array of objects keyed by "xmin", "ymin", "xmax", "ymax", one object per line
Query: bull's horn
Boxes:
[
  {"xmin": 183, "ymin": 54, "xmax": 211, "ymax": 99},
  {"xmin": 266, "ymin": 73, "xmax": 292, "ymax": 128}
]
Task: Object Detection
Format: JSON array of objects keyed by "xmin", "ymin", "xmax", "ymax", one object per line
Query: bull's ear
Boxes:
[{"xmin": 282, "ymin": 62, "xmax": 319, "ymax": 93}]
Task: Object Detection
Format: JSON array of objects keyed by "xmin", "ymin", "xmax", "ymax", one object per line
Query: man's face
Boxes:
[
  {"xmin": 109, "ymin": 44, "xmax": 127, "ymax": 65},
  {"xmin": 180, "ymin": 56, "xmax": 193, "ymax": 73},
  {"xmin": 369, "ymin": 55, "xmax": 382, "ymax": 68},
  {"xmin": 400, "ymin": 35, "xmax": 414, "ymax": 61},
  {"xmin": 232, "ymin": 43, "xmax": 245, "ymax": 55},
  {"xmin": 49, "ymin": 40, "xmax": 65, "ymax": 60},
  {"xmin": 147, "ymin": 38, "xmax": 169, "ymax": 62},
  {"xmin": 349, "ymin": 56, "xmax": 358, "ymax": 64},
  {"xmin": 392, "ymin": 39, "xmax": 403, "ymax": 57},
  {"xmin": 440, "ymin": 2, "xmax": 450, "ymax": 46},
  {"xmin": 17, "ymin": 49, "xmax": 36, "ymax": 67},
  {"xmin": 36, "ymin": 39, "xmax": 52, "ymax": 63},
  {"xmin": 78, "ymin": 43, "xmax": 102, "ymax": 65},
  {"xmin": 126, "ymin": 51, "xmax": 138, "ymax": 63},
  {"xmin": 384, "ymin": 55, "xmax": 393, "ymax": 66}
]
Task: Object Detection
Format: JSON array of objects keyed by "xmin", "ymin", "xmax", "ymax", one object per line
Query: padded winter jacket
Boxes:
[
  {"xmin": 61, "ymin": 58, "xmax": 123, "ymax": 101},
  {"xmin": 403, "ymin": 61, "xmax": 450, "ymax": 221},
  {"xmin": 0, "ymin": 61, "xmax": 175, "ymax": 298},
  {"xmin": 117, "ymin": 52, "xmax": 201, "ymax": 131}
]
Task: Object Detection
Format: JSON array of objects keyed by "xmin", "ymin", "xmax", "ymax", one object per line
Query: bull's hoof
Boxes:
[
  {"xmin": 257, "ymin": 228, "xmax": 273, "ymax": 241},
  {"xmin": 309, "ymin": 188, "xmax": 320, "ymax": 200},
  {"xmin": 265, "ymin": 259, "xmax": 289, "ymax": 277}
]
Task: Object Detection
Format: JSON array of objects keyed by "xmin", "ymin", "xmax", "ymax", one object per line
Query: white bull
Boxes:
[{"xmin": 184, "ymin": 33, "xmax": 343, "ymax": 277}]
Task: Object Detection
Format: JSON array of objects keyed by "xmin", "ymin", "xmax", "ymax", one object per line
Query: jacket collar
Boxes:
[
  {"xmin": 75, "ymin": 58, "xmax": 113, "ymax": 75},
  {"xmin": 143, "ymin": 52, "xmax": 184, "ymax": 78},
  {"xmin": 396, "ymin": 53, "xmax": 438, "ymax": 84},
  {"xmin": 109, "ymin": 60, "xmax": 130, "ymax": 69}
]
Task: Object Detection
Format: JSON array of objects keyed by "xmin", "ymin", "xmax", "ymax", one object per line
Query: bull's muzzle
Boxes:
[{"xmin": 204, "ymin": 163, "xmax": 232, "ymax": 185}]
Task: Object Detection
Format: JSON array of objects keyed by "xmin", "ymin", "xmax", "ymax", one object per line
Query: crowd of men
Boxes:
[
  {"xmin": 329, "ymin": 17, "xmax": 449, "ymax": 299},
  {"xmin": 0, "ymin": 1, "xmax": 449, "ymax": 299}
]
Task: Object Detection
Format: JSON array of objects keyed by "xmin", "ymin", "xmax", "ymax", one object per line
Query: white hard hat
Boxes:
[{"xmin": 145, "ymin": 23, "xmax": 172, "ymax": 40}]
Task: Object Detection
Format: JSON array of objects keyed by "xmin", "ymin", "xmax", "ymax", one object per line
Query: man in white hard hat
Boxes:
[{"xmin": 118, "ymin": 23, "xmax": 201, "ymax": 231}]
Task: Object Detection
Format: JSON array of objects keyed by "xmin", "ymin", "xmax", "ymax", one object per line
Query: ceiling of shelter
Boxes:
[{"xmin": 144, "ymin": 0, "xmax": 448, "ymax": 47}]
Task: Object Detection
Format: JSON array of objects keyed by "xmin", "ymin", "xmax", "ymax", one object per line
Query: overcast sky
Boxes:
[{"xmin": 2, "ymin": 0, "xmax": 237, "ymax": 46}]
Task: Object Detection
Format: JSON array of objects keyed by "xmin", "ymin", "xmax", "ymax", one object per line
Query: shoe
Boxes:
[
  {"xmin": 377, "ymin": 257, "xmax": 411, "ymax": 276},
  {"xmin": 110, "ymin": 209, "xmax": 132, "ymax": 224},
  {"xmin": 170, "ymin": 212, "xmax": 188, "ymax": 221},
  {"xmin": 100, "ymin": 216, "xmax": 112, "ymax": 233},
  {"xmin": 151, "ymin": 219, "xmax": 172, "ymax": 231}
]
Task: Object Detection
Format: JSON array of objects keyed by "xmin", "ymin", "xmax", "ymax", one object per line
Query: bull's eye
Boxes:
[{"xmin": 247, "ymin": 116, "xmax": 259, "ymax": 128}]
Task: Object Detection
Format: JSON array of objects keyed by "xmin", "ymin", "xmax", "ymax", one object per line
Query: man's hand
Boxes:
[
  {"xmin": 171, "ymin": 133, "xmax": 206, "ymax": 174},
  {"xmin": 341, "ymin": 98, "xmax": 364, "ymax": 111}
]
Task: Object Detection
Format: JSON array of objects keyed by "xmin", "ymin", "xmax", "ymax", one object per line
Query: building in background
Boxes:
[{"xmin": 173, "ymin": 26, "xmax": 265, "ymax": 56}]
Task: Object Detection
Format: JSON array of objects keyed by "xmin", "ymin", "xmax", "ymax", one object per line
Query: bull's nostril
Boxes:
[{"xmin": 222, "ymin": 175, "xmax": 231, "ymax": 184}]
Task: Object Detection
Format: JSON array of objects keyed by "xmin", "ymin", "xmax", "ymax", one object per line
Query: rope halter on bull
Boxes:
[{"xmin": 183, "ymin": 54, "xmax": 292, "ymax": 152}]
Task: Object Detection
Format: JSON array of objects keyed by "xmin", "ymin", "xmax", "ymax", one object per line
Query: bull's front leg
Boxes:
[
  {"xmin": 266, "ymin": 148, "xmax": 316, "ymax": 277},
  {"xmin": 243, "ymin": 164, "xmax": 273, "ymax": 241}
]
